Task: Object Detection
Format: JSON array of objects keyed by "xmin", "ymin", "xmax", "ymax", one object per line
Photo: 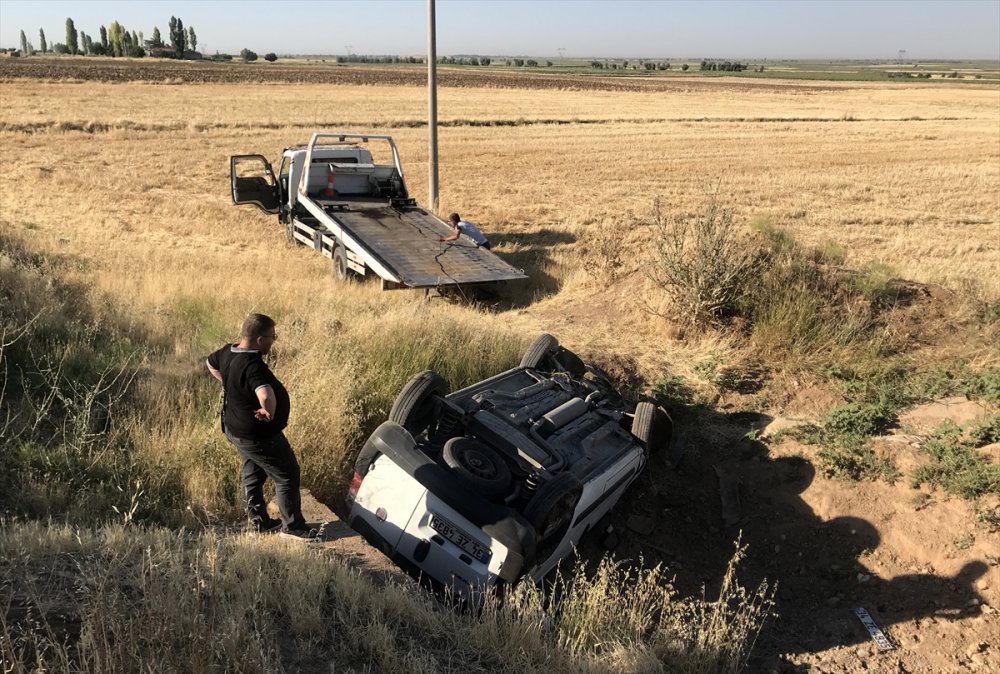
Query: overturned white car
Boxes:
[{"xmin": 346, "ymin": 334, "xmax": 674, "ymax": 602}]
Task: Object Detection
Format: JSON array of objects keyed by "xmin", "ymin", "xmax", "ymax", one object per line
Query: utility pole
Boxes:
[
  {"xmin": 557, "ymin": 47, "xmax": 565, "ymax": 65},
  {"xmin": 345, "ymin": 44, "xmax": 353, "ymax": 58},
  {"xmin": 428, "ymin": 0, "xmax": 439, "ymax": 212}
]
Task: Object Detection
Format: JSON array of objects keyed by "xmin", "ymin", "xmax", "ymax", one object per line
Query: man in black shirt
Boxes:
[{"xmin": 207, "ymin": 313, "xmax": 315, "ymax": 540}]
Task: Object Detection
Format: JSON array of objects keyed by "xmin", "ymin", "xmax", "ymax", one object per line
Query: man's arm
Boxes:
[
  {"xmin": 439, "ymin": 226, "xmax": 460, "ymax": 242},
  {"xmin": 206, "ymin": 359, "xmax": 223, "ymax": 383},
  {"xmin": 254, "ymin": 385, "xmax": 276, "ymax": 421}
]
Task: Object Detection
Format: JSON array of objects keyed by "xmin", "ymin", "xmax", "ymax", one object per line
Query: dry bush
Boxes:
[{"xmin": 648, "ymin": 197, "xmax": 765, "ymax": 327}]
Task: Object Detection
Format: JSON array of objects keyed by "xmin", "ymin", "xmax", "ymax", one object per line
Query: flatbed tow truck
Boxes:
[{"xmin": 230, "ymin": 132, "xmax": 527, "ymax": 291}]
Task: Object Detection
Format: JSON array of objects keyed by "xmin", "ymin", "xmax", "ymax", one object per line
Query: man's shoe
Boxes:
[
  {"xmin": 251, "ymin": 517, "xmax": 282, "ymax": 534},
  {"xmin": 280, "ymin": 526, "xmax": 319, "ymax": 542}
]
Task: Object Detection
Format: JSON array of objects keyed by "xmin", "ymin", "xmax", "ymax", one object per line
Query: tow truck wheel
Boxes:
[
  {"xmin": 520, "ymin": 333, "xmax": 559, "ymax": 369},
  {"xmin": 333, "ymin": 246, "xmax": 349, "ymax": 281},
  {"xmin": 389, "ymin": 370, "xmax": 449, "ymax": 437},
  {"xmin": 631, "ymin": 402, "xmax": 674, "ymax": 458},
  {"xmin": 442, "ymin": 437, "xmax": 511, "ymax": 499}
]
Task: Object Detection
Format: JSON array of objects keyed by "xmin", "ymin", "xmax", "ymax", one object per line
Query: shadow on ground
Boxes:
[
  {"xmin": 482, "ymin": 228, "xmax": 578, "ymax": 309},
  {"xmin": 576, "ymin": 401, "xmax": 989, "ymax": 670}
]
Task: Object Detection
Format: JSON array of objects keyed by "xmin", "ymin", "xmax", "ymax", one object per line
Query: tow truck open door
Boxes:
[{"xmin": 230, "ymin": 155, "xmax": 279, "ymax": 214}]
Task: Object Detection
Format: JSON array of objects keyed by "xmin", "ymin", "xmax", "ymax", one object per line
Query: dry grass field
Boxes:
[
  {"xmin": 2, "ymin": 64, "xmax": 998, "ymax": 672},
  {"xmin": 2, "ymin": 76, "xmax": 997, "ymax": 363}
]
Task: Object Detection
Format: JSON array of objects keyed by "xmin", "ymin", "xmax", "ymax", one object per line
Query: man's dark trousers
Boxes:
[{"xmin": 225, "ymin": 430, "xmax": 306, "ymax": 530}]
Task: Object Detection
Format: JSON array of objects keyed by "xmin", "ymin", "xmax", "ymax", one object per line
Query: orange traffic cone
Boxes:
[{"xmin": 324, "ymin": 167, "xmax": 336, "ymax": 198}]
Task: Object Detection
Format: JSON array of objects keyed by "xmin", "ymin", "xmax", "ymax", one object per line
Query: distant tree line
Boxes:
[
  {"xmin": 336, "ymin": 54, "xmax": 425, "ymax": 64},
  {"xmin": 588, "ymin": 59, "xmax": 689, "ymax": 71},
  {"xmin": 14, "ymin": 14, "xmax": 201, "ymax": 59},
  {"xmin": 699, "ymin": 60, "xmax": 761, "ymax": 72},
  {"xmin": 441, "ymin": 56, "xmax": 493, "ymax": 66}
]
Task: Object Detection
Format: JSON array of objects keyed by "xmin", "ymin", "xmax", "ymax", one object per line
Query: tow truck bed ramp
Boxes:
[{"xmin": 325, "ymin": 201, "xmax": 526, "ymax": 288}]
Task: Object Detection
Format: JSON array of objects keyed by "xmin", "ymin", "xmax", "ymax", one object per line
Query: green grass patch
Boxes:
[
  {"xmin": 816, "ymin": 444, "xmax": 900, "ymax": 483},
  {"xmin": 910, "ymin": 420, "xmax": 1000, "ymax": 500}
]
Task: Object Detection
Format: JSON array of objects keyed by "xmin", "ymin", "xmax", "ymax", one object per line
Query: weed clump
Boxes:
[{"xmin": 911, "ymin": 420, "xmax": 1000, "ymax": 500}]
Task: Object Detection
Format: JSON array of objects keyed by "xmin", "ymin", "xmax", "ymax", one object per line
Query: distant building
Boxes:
[{"xmin": 148, "ymin": 47, "xmax": 203, "ymax": 60}]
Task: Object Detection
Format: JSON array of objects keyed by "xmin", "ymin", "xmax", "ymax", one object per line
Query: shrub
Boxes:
[
  {"xmin": 264, "ymin": 52, "xmax": 277, "ymax": 62},
  {"xmin": 817, "ymin": 445, "xmax": 900, "ymax": 482},
  {"xmin": 649, "ymin": 197, "xmax": 765, "ymax": 327},
  {"xmin": 240, "ymin": 48, "xmax": 257, "ymax": 62},
  {"xmin": 911, "ymin": 421, "xmax": 1000, "ymax": 499}
]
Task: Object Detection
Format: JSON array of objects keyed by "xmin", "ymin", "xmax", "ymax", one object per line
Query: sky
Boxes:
[{"xmin": 1, "ymin": 0, "xmax": 998, "ymax": 60}]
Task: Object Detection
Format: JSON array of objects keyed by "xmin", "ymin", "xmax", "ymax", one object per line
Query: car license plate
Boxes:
[{"xmin": 430, "ymin": 514, "xmax": 490, "ymax": 563}]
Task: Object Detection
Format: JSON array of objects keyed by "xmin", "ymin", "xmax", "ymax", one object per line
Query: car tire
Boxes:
[
  {"xmin": 442, "ymin": 437, "xmax": 512, "ymax": 499},
  {"xmin": 333, "ymin": 245, "xmax": 349, "ymax": 281},
  {"xmin": 520, "ymin": 333, "xmax": 559, "ymax": 369},
  {"xmin": 389, "ymin": 370, "xmax": 449, "ymax": 437},
  {"xmin": 631, "ymin": 402, "xmax": 674, "ymax": 457},
  {"xmin": 524, "ymin": 472, "xmax": 583, "ymax": 538}
]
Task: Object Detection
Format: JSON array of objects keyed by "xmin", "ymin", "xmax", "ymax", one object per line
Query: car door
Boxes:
[{"xmin": 230, "ymin": 154, "xmax": 279, "ymax": 214}]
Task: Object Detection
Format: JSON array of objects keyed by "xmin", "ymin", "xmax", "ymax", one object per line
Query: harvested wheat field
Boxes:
[{"xmin": 2, "ymin": 60, "xmax": 999, "ymax": 673}]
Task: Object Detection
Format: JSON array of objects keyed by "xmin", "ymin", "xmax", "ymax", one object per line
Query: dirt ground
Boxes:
[{"xmin": 596, "ymin": 419, "xmax": 998, "ymax": 674}]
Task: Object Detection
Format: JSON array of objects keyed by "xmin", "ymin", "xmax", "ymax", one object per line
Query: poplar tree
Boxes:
[
  {"xmin": 20, "ymin": 30, "xmax": 28, "ymax": 54},
  {"xmin": 39, "ymin": 29, "xmax": 47, "ymax": 53},
  {"xmin": 108, "ymin": 21, "xmax": 125, "ymax": 57},
  {"xmin": 100, "ymin": 25, "xmax": 108, "ymax": 51},
  {"xmin": 149, "ymin": 27, "xmax": 162, "ymax": 48},
  {"xmin": 170, "ymin": 16, "xmax": 186, "ymax": 57},
  {"xmin": 65, "ymin": 17, "xmax": 78, "ymax": 55},
  {"xmin": 187, "ymin": 26, "xmax": 197, "ymax": 52}
]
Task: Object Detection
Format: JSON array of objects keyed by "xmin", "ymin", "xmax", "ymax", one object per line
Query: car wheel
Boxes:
[
  {"xmin": 389, "ymin": 370, "xmax": 449, "ymax": 437},
  {"xmin": 442, "ymin": 437, "xmax": 512, "ymax": 499},
  {"xmin": 333, "ymin": 245, "xmax": 349, "ymax": 281},
  {"xmin": 520, "ymin": 333, "xmax": 559, "ymax": 369},
  {"xmin": 524, "ymin": 472, "xmax": 583, "ymax": 558},
  {"xmin": 631, "ymin": 402, "xmax": 674, "ymax": 457}
]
